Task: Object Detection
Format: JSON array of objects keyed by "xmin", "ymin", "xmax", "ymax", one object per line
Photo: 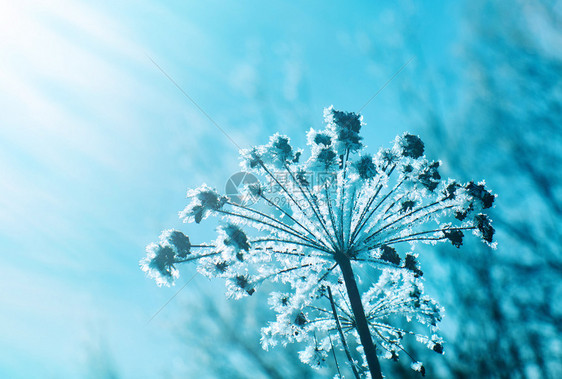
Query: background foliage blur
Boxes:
[{"xmin": 0, "ymin": 0, "xmax": 560, "ymax": 377}]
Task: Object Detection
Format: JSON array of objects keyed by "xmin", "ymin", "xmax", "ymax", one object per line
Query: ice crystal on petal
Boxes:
[
  {"xmin": 443, "ymin": 227, "xmax": 464, "ymax": 248},
  {"xmin": 432, "ymin": 342, "xmax": 444, "ymax": 354},
  {"xmin": 404, "ymin": 254, "xmax": 423, "ymax": 277},
  {"xmin": 399, "ymin": 133, "xmax": 425, "ymax": 159},
  {"xmin": 411, "ymin": 361, "xmax": 425, "ymax": 376},
  {"xmin": 354, "ymin": 155, "xmax": 377, "ymax": 180},
  {"xmin": 141, "ymin": 107, "xmax": 496, "ymax": 377},
  {"xmin": 466, "ymin": 181, "xmax": 495, "ymax": 209},
  {"xmin": 417, "ymin": 161, "xmax": 441, "ymax": 192},
  {"xmin": 218, "ymin": 224, "xmax": 250, "ymax": 258},
  {"xmin": 474, "ymin": 214, "xmax": 495, "ymax": 244},
  {"xmin": 140, "ymin": 243, "xmax": 178, "ymax": 287},
  {"xmin": 240, "ymin": 147, "xmax": 264, "ymax": 172},
  {"xmin": 298, "ymin": 337, "xmax": 331, "ymax": 368},
  {"xmin": 379, "ymin": 245, "xmax": 401, "ymax": 265},
  {"xmin": 165, "ymin": 230, "xmax": 192, "ymax": 257},
  {"xmin": 180, "ymin": 184, "xmax": 227, "ymax": 223},
  {"xmin": 262, "ymin": 133, "xmax": 296, "ymax": 168},
  {"xmin": 226, "ymin": 274, "xmax": 256, "ymax": 298},
  {"xmin": 307, "ymin": 128, "xmax": 334, "ymax": 147},
  {"xmin": 308, "ymin": 144, "xmax": 338, "ymax": 171},
  {"xmin": 324, "ymin": 105, "xmax": 363, "ymax": 154}
]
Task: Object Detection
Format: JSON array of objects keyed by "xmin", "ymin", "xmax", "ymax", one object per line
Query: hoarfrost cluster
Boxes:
[{"xmin": 141, "ymin": 106, "xmax": 495, "ymax": 377}]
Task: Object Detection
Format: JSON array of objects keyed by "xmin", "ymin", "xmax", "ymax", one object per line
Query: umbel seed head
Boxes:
[{"xmin": 141, "ymin": 106, "xmax": 496, "ymax": 376}]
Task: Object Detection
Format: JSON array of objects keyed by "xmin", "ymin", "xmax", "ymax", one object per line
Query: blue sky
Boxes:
[{"xmin": 0, "ymin": 1, "xmax": 462, "ymax": 377}]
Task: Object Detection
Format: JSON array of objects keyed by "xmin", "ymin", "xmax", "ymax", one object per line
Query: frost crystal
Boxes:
[{"xmin": 141, "ymin": 107, "xmax": 496, "ymax": 377}]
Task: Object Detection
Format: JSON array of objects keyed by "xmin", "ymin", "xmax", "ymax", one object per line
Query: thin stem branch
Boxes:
[
  {"xmin": 258, "ymin": 193, "xmax": 328, "ymax": 249},
  {"xmin": 252, "ymin": 238, "xmax": 332, "ymax": 254},
  {"xmin": 329, "ymin": 335, "xmax": 343, "ymax": 378},
  {"xmin": 349, "ymin": 163, "xmax": 396, "ymax": 243},
  {"xmin": 217, "ymin": 209, "xmax": 326, "ymax": 251},
  {"xmin": 324, "ymin": 184, "xmax": 344, "ymax": 250},
  {"xmin": 363, "ymin": 203, "xmax": 455, "ymax": 244},
  {"xmin": 283, "ymin": 163, "xmax": 339, "ymax": 249},
  {"xmin": 260, "ymin": 162, "xmax": 327, "ymax": 241},
  {"xmin": 175, "ymin": 251, "xmax": 221, "ymax": 263},
  {"xmin": 351, "ymin": 173, "xmax": 404, "ymax": 245},
  {"xmin": 381, "ymin": 226, "xmax": 476, "ymax": 245},
  {"xmin": 328, "ymin": 285, "xmax": 360, "ymax": 379},
  {"xmin": 227, "ymin": 201, "xmax": 321, "ymax": 246}
]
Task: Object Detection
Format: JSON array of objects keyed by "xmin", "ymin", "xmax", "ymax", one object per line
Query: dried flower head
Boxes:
[{"xmin": 141, "ymin": 107, "xmax": 495, "ymax": 377}]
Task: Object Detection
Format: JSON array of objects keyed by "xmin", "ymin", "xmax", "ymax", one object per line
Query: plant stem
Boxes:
[
  {"xmin": 327, "ymin": 286, "xmax": 360, "ymax": 379},
  {"xmin": 335, "ymin": 252, "xmax": 383, "ymax": 379}
]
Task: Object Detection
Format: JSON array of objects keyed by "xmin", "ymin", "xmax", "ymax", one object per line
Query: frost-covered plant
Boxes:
[{"xmin": 141, "ymin": 106, "xmax": 495, "ymax": 378}]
